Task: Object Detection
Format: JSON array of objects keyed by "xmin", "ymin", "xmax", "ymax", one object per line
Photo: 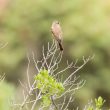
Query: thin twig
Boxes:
[
  {"xmin": 63, "ymin": 56, "xmax": 92, "ymax": 85},
  {"xmin": 27, "ymin": 53, "xmax": 31, "ymax": 89},
  {"xmin": 0, "ymin": 42, "xmax": 8, "ymax": 49},
  {"xmin": 51, "ymin": 96, "xmax": 59, "ymax": 110}
]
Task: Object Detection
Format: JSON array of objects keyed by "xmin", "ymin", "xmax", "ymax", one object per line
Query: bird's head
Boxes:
[{"xmin": 53, "ymin": 20, "xmax": 60, "ymax": 25}]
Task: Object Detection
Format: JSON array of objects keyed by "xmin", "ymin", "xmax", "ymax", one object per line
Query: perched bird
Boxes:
[{"xmin": 51, "ymin": 21, "xmax": 63, "ymax": 51}]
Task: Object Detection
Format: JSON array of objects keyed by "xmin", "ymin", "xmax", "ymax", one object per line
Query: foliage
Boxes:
[
  {"xmin": 0, "ymin": 81, "xmax": 15, "ymax": 110},
  {"xmin": 95, "ymin": 96, "xmax": 105, "ymax": 109},
  {"xmin": 86, "ymin": 96, "xmax": 106, "ymax": 110},
  {"xmin": 35, "ymin": 69, "xmax": 65, "ymax": 106}
]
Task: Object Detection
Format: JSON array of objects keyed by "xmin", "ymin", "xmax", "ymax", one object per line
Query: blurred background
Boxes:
[{"xmin": 0, "ymin": 0, "xmax": 110, "ymax": 109}]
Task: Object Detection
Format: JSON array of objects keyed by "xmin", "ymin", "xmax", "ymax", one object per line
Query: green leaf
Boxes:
[
  {"xmin": 95, "ymin": 96, "xmax": 105, "ymax": 109},
  {"xmin": 34, "ymin": 69, "xmax": 65, "ymax": 106},
  {"xmin": 42, "ymin": 95, "xmax": 51, "ymax": 107}
]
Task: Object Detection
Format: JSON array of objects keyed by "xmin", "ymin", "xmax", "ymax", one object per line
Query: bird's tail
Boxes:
[{"xmin": 58, "ymin": 42, "xmax": 63, "ymax": 51}]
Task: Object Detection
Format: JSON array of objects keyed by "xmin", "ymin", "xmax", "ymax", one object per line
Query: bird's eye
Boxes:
[{"xmin": 57, "ymin": 21, "xmax": 59, "ymax": 24}]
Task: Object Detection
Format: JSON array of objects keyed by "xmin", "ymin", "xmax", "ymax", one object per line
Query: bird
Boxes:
[{"xmin": 51, "ymin": 20, "xmax": 63, "ymax": 51}]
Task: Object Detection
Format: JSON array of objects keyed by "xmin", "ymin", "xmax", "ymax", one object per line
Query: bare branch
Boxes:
[
  {"xmin": 51, "ymin": 96, "xmax": 59, "ymax": 110},
  {"xmin": 32, "ymin": 52, "xmax": 40, "ymax": 72},
  {"xmin": 13, "ymin": 41, "xmax": 93, "ymax": 110},
  {"xmin": 0, "ymin": 42, "xmax": 8, "ymax": 49},
  {"xmin": 0, "ymin": 73, "xmax": 5, "ymax": 82},
  {"xmin": 26, "ymin": 53, "xmax": 31, "ymax": 89},
  {"xmin": 63, "ymin": 56, "xmax": 93, "ymax": 85},
  {"xmin": 60, "ymin": 96, "xmax": 66, "ymax": 110},
  {"xmin": 64, "ymin": 94, "xmax": 73, "ymax": 110}
]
